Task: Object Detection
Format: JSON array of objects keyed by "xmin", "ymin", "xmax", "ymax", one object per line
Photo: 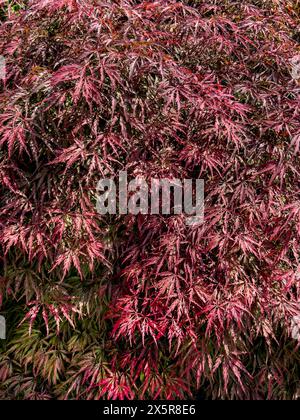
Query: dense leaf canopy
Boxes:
[{"xmin": 0, "ymin": 0, "xmax": 300, "ymax": 400}]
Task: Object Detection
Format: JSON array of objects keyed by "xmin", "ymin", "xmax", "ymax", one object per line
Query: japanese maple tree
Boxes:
[{"xmin": 0, "ymin": 0, "xmax": 300, "ymax": 400}]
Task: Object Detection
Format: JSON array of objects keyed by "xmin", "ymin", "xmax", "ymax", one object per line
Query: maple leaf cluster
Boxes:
[{"xmin": 0, "ymin": 0, "xmax": 300, "ymax": 400}]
